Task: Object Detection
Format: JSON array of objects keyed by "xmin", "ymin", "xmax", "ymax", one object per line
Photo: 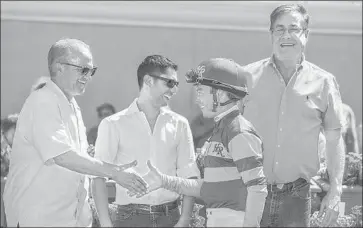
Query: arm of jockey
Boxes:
[{"xmin": 229, "ymin": 133, "xmax": 267, "ymax": 227}]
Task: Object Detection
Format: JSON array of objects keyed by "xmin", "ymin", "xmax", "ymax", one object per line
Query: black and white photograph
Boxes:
[{"xmin": 1, "ymin": 1, "xmax": 362, "ymax": 227}]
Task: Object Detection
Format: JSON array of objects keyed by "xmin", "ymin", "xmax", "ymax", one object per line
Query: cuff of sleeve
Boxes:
[{"xmin": 44, "ymin": 147, "xmax": 76, "ymax": 166}]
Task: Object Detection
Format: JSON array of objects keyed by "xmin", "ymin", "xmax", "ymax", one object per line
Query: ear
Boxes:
[
  {"xmin": 55, "ymin": 63, "xmax": 64, "ymax": 74},
  {"xmin": 216, "ymin": 90, "xmax": 228, "ymax": 102},
  {"xmin": 143, "ymin": 75, "xmax": 153, "ymax": 88}
]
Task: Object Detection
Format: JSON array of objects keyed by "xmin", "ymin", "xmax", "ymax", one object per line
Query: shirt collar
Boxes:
[
  {"xmin": 268, "ymin": 54, "xmax": 307, "ymax": 71},
  {"xmin": 125, "ymin": 98, "xmax": 168, "ymax": 116},
  {"xmin": 214, "ymin": 105, "xmax": 239, "ymax": 123}
]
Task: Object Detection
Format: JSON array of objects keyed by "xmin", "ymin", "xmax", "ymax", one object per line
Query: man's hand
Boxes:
[
  {"xmin": 112, "ymin": 160, "xmax": 148, "ymax": 196},
  {"xmin": 318, "ymin": 189, "xmax": 341, "ymax": 226},
  {"xmin": 128, "ymin": 160, "xmax": 162, "ymax": 198}
]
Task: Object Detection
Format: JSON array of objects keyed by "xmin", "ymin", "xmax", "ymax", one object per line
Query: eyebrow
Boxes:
[{"xmin": 274, "ymin": 24, "xmax": 301, "ymax": 30}]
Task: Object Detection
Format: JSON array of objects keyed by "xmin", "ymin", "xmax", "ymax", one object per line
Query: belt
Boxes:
[
  {"xmin": 268, "ymin": 178, "xmax": 308, "ymax": 192},
  {"xmin": 129, "ymin": 200, "xmax": 179, "ymax": 215}
]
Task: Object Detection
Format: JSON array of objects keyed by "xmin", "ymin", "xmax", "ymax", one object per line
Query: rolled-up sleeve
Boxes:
[
  {"xmin": 323, "ymin": 76, "xmax": 344, "ymax": 131},
  {"xmin": 176, "ymin": 120, "xmax": 200, "ymax": 179},
  {"xmin": 32, "ymin": 100, "xmax": 75, "ymax": 164},
  {"xmin": 94, "ymin": 118, "xmax": 119, "ymax": 164}
]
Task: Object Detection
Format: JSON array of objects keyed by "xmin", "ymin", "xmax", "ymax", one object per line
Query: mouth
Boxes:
[
  {"xmin": 280, "ymin": 43, "xmax": 295, "ymax": 48},
  {"xmin": 163, "ymin": 94, "xmax": 172, "ymax": 101},
  {"xmin": 195, "ymin": 98, "xmax": 205, "ymax": 109},
  {"xmin": 77, "ymin": 80, "xmax": 87, "ymax": 85}
]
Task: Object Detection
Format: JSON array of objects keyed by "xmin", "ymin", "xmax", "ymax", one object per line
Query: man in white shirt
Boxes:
[
  {"xmin": 3, "ymin": 38, "xmax": 148, "ymax": 227},
  {"xmin": 92, "ymin": 55, "xmax": 200, "ymax": 227}
]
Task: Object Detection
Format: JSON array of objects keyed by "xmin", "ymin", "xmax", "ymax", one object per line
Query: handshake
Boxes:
[{"xmin": 112, "ymin": 160, "xmax": 163, "ymax": 198}]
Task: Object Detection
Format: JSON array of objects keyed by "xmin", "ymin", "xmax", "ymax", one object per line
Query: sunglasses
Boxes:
[
  {"xmin": 59, "ymin": 62, "xmax": 97, "ymax": 76},
  {"xmin": 148, "ymin": 74, "xmax": 179, "ymax": 89}
]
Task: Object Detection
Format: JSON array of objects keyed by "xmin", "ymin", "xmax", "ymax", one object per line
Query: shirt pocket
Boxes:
[{"xmin": 301, "ymin": 94, "xmax": 324, "ymax": 121}]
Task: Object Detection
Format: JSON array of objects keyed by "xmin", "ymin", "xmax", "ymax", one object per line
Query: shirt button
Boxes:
[
  {"xmin": 279, "ymin": 128, "xmax": 282, "ymax": 131},
  {"xmin": 281, "ymin": 112, "xmax": 284, "ymax": 115},
  {"xmin": 277, "ymin": 145, "xmax": 280, "ymax": 148}
]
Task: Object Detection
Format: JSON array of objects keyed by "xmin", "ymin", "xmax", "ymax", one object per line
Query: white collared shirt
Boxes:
[
  {"xmin": 3, "ymin": 78, "xmax": 92, "ymax": 227},
  {"xmin": 94, "ymin": 98, "xmax": 200, "ymax": 205}
]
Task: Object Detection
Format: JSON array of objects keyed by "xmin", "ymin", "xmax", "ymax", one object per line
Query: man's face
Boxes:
[
  {"xmin": 98, "ymin": 108, "xmax": 114, "ymax": 120},
  {"xmin": 59, "ymin": 47, "xmax": 94, "ymax": 97},
  {"xmin": 194, "ymin": 84, "xmax": 218, "ymax": 118},
  {"xmin": 270, "ymin": 12, "xmax": 309, "ymax": 61},
  {"xmin": 149, "ymin": 68, "xmax": 178, "ymax": 108}
]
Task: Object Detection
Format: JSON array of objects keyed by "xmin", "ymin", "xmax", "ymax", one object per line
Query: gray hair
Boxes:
[
  {"xmin": 47, "ymin": 38, "xmax": 90, "ymax": 77},
  {"xmin": 269, "ymin": 4, "xmax": 310, "ymax": 30}
]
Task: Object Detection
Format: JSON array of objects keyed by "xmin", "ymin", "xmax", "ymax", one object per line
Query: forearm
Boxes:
[
  {"xmin": 179, "ymin": 177, "xmax": 197, "ymax": 223},
  {"xmin": 91, "ymin": 178, "xmax": 112, "ymax": 226},
  {"xmin": 179, "ymin": 196, "xmax": 195, "ymax": 224},
  {"xmin": 161, "ymin": 174, "xmax": 203, "ymax": 197},
  {"xmin": 243, "ymin": 185, "xmax": 268, "ymax": 227},
  {"xmin": 326, "ymin": 135, "xmax": 345, "ymax": 193},
  {"xmin": 54, "ymin": 151, "xmax": 117, "ymax": 178}
]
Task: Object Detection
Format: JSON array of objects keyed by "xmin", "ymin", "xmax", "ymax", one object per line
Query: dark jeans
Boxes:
[
  {"xmin": 112, "ymin": 203, "xmax": 180, "ymax": 227},
  {"xmin": 261, "ymin": 178, "xmax": 311, "ymax": 227}
]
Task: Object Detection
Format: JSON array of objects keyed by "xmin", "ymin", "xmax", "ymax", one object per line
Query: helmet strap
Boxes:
[
  {"xmin": 211, "ymin": 87, "xmax": 239, "ymax": 112},
  {"xmin": 219, "ymin": 99, "xmax": 237, "ymax": 107},
  {"xmin": 211, "ymin": 87, "xmax": 219, "ymax": 112}
]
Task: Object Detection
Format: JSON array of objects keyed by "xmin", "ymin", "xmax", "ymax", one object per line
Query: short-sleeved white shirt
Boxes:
[
  {"xmin": 3, "ymin": 79, "xmax": 92, "ymax": 227},
  {"xmin": 94, "ymin": 99, "xmax": 200, "ymax": 205}
]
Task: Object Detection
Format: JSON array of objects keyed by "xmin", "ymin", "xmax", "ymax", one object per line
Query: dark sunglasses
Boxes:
[
  {"xmin": 59, "ymin": 62, "xmax": 97, "ymax": 76},
  {"xmin": 148, "ymin": 74, "xmax": 179, "ymax": 89}
]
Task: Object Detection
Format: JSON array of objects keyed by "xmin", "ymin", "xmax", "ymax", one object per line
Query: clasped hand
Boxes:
[
  {"xmin": 111, "ymin": 160, "xmax": 150, "ymax": 195},
  {"xmin": 126, "ymin": 160, "xmax": 163, "ymax": 198}
]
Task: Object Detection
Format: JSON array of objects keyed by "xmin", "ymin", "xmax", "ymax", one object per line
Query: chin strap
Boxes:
[{"xmin": 211, "ymin": 88, "xmax": 219, "ymax": 112}]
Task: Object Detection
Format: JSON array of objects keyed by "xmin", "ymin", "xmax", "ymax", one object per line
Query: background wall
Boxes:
[{"xmin": 1, "ymin": 1, "xmax": 362, "ymax": 129}]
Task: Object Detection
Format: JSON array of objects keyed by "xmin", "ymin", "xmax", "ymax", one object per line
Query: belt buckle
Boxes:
[
  {"xmin": 269, "ymin": 183, "xmax": 284, "ymax": 192},
  {"xmin": 149, "ymin": 205, "xmax": 156, "ymax": 214},
  {"xmin": 277, "ymin": 183, "xmax": 284, "ymax": 189}
]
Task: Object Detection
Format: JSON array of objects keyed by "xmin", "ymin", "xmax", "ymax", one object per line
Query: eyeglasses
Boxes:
[
  {"xmin": 271, "ymin": 27, "xmax": 306, "ymax": 36},
  {"xmin": 148, "ymin": 74, "xmax": 179, "ymax": 89},
  {"xmin": 59, "ymin": 62, "xmax": 97, "ymax": 76}
]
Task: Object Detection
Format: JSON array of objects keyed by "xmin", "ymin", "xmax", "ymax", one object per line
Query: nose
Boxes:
[
  {"xmin": 170, "ymin": 84, "xmax": 178, "ymax": 94},
  {"xmin": 82, "ymin": 73, "xmax": 92, "ymax": 81}
]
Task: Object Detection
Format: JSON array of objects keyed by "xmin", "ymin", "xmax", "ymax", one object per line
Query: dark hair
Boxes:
[
  {"xmin": 270, "ymin": 4, "xmax": 310, "ymax": 30},
  {"xmin": 136, "ymin": 55, "xmax": 178, "ymax": 90},
  {"xmin": 1, "ymin": 113, "xmax": 19, "ymax": 134},
  {"xmin": 96, "ymin": 103, "xmax": 116, "ymax": 115}
]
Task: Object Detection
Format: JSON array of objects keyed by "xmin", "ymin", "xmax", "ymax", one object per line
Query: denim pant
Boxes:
[
  {"xmin": 112, "ymin": 204, "xmax": 180, "ymax": 227},
  {"xmin": 260, "ymin": 178, "xmax": 311, "ymax": 227}
]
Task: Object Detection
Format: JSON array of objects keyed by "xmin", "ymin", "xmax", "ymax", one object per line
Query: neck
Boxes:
[
  {"xmin": 274, "ymin": 55, "xmax": 302, "ymax": 72},
  {"xmin": 51, "ymin": 78, "xmax": 73, "ymax": 101},
  {"xmin": 137, "ymin": 93, "xmax": 160, "ymax": 118}
]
